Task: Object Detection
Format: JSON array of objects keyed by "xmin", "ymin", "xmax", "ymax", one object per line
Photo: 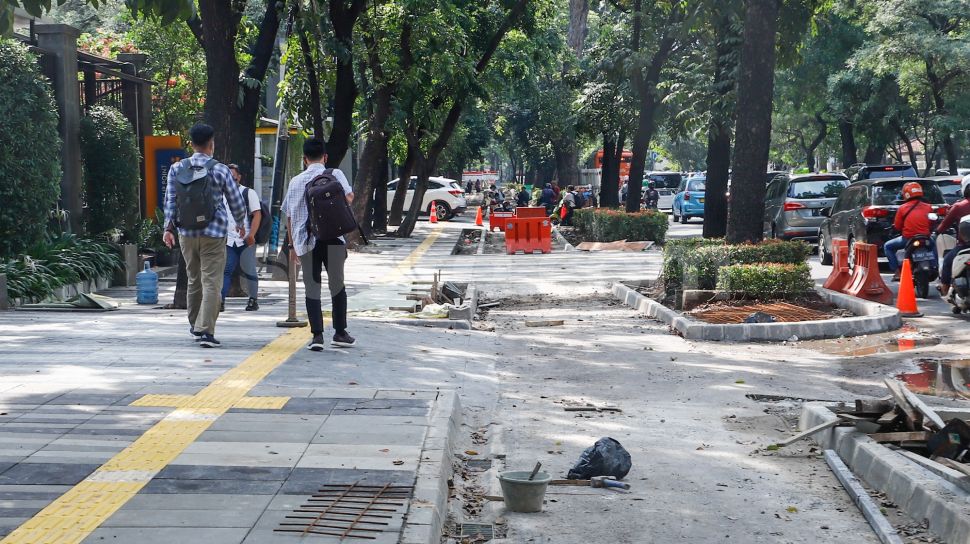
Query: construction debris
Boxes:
[{"xmin": 525, "ymin": 319, "xmax": 565, "ymax": 327}]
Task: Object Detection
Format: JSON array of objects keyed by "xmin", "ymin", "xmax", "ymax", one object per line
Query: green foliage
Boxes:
[
  {"xmin": 716, "ymin": 262, "xmax": 814, "ymax": 297},
  {"xmin": 661, "ymin": 239, "xmax": 811, "ymax": 293},
  {"xmin": 0, "ymin": 233, "xmax": 121, "ymax": 301},
  {"xmin": 0, "ymin": 39, "xmax": 62, "ymax": 258},
  {"xmin": 573, "ymin": 209, "xmax": 669, "ymax": 243},
  {"xmin": 80, "ymin": 105, "xmax": 141, "ymax": 237}
]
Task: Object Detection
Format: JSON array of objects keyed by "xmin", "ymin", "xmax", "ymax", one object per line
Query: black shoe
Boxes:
[
  {"xmin": 190, "ymin": 328, "xmax": 204, "ymax": 342},
  {"xmin": 245, "ymin": 298, "xmax": 259, "ymax": 311},
  {"xmin": 220, "ymin": 301, "xmax": 225, "ymax": 312},
  {"xmin": 307, "ymin": 334, "xmax": 325, "ymax": 352},
  {"xmin": 199, "ymin": 334, "xmax": 221, "ymax": 348},
  {"xmin": 332, "ymin": 331, "xmax": 356, "ymax": 348}
]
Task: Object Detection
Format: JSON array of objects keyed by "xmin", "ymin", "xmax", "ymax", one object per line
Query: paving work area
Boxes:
[{"xmin": 0, "ymin": 216, "xmax": 966, "ymax": 543}]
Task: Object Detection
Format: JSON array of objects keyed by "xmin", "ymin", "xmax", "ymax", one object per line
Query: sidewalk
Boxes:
[{"xmin": 0, "ymin": 225, "xmax": 466, "ymax": 544}]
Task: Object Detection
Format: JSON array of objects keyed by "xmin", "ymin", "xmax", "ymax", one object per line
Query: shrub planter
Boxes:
[{"xmin": 613, "ymin": 281, "xmax": 901, "ymax": 341}]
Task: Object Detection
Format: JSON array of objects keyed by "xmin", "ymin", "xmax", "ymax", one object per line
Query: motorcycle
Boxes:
[
  {"xmin": 947, "ymin": 246, "xmax": 970, "ymax": 313},
  {"xmin": 899, "ymin": 235, "xmax": 939, "ymax": 299}
]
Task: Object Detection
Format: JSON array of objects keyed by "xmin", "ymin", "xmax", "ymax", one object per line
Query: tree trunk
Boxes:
[
  {"xmin": 388, "ymin": 146, "xmax": 415, "ymax": 227},
  {"xmin": 554, "ymin": 144, "xmax": 580, "ymax": 188},
  {"xmin": 600, "ymin": 132, "xmax": 618, "ymax": 208},
  {"xmin": 703, "ymin": 122, "xmax": 731, "ymax": 238},
  {"xmin": 372, "ymin": 144, "xmax": 389, "ymax": 232},
  {"xmin": 324, "ymin": 0, "xmax": 366, "ymax": 168},
  {"xmin": 838, "ymin": 120, "xmax": 857, "ymax": 168},
  {"xmin": 198, "ymin": 1, "xmax": 240, "ymax": 163},
  {"xmin": 942, "ymin": 134, "xmax": 959, "ymax": 175},
  {"xmin": 806, "ymin": 113, "xmax": 827, "ymax": 172},
  {"xmin": 350, "ymin": 85, "xmax": 393, "ymax": 231},
  {"xmin": 726, "ymin": 0, "xmax": 779, "ymax": 244},
  {"xmin": 891, "ymin": 121, "xmax": 918, "ymax": 171},
  {"xmin": 298, "ymin": 26, "xmax": 325, "ymax": 139},
  {"xmin": 863, "ymin": 145, "xmax": 883, "ymax": 164},
  {"xmin": 567, "ymin": 0, "xmax": 589, "ymax": 56}
]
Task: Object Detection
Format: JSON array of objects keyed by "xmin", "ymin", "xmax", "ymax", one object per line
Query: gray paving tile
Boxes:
[
  {"xmin": 0, "ymin": 463, "xmax": 13, "ymax": 476},
  {"xmin": 280, "ymin": 469, "xmax": 414, "ymax": 495},
  {"xmin": 0, "ymin": 507, "xmax": 41, "ymax": 518},
  {"xmin": 333, "ymin": 398, "xmax": 431, "ymax": 409},
  {"xmin": 195, "ymin": 431, "xmax": 320, "ymax": 443},
  {"xmin": 0, "ymin": 463, "xmax": 99, "ymax": 485},
  {"xmin": 102, "ymin": 508, "xmax": 263, "ymax": 528},
  {"xmin": 124, "ymin": 493, "xmax": 273, "ymax": 511},
  {"xmin": 0, "ymin": 491, "xmax": 65, "ymax": 501},
  {"xmin": 47, "ymin": 394, "xmax": 132, "ymax": 406},
  {"xmin": 82, "ymin": 527, "xmax": 250, "ymax": 544},
  {"xmin": 227, "ymin": 398, "xmax": 337, "ymax": 415},
  {"xmin": 310, "ymin": 429, "xmax": 427, "ymax": 445},
  {"xmin": 156, "ymin": 465, "xmax": 292, "ymax": 481},
  {"xmin": 141, "ymin": 478, "xmax": 284, "ymax": 495}
]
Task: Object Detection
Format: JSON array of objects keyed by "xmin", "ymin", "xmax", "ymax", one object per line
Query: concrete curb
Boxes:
[
  {"xmin": 612, "ymin": 282, "xmax": 901, "ymax": 341},
  {"xmin": 401, "ymin": 389, "xmax": 463, "ymax": 544},
  {"xmin": 800, "ymin": 403, "xmax": 970, "ymax": 544},
  {"xmin": 388, "ymin": 284, "xmax": 478, "ymax": 331}
]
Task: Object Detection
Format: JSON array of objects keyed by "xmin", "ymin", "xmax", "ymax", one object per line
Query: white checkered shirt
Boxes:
[{"xmin": 282, "ymin": 163, "xmax": 354, "ymax": 257}]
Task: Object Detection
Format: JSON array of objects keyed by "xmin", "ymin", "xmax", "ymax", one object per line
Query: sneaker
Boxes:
[
  {"xmin": 199, "ymin": 334, "xmax": 222, "ymax": 348},
  {"xmin": 307, "ymin": 334, "xmax": 325, "ymax": 352},
  {"xmin": 331, "ymin": 331, "xmax": 356, "ymax": 348},
  {"xmin": 190, "ymin": 328, "xmax": 204, "ymax": 342},
  {"xmin": 245, "ymin": 298, "xmax": 259, "ymax": 311}
]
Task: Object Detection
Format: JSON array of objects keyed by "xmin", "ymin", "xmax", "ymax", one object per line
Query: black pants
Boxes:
[{"xmin": 299, "ymin": 240, "xmax": 348, "ymax": 335}]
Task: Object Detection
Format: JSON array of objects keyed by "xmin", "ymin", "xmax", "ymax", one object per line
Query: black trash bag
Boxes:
[{"xmin": 566, "ymin": 437, "xmax": 632, "ymax": 480}]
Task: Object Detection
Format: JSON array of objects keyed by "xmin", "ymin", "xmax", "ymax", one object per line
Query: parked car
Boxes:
[
  {"xmin": 672, "ymin": 175, "xmax": 706, "ymax": 223},
  {"xmin": 817, "ymin": 178, "xmax": 948, "ymax": 265},
  {"xmin": 927, "ymin": 175, "xmax": 965, "ymax": 205},
  {"xmin": 644, "ymin": 171, "xmax": 682, "ymax": 211},
  {"xmin": 843, "ymin": 163, "xmax": 918, "ymax": 182},
  {"xmin": 764, "ymin": 173, "xmax": 849, "ymax": 242},
  {"xmin": 386, "ymin": 176, "xmax": 468, "ymax": 221},
  {"xmin": 765, "ymin": 171, "xmax": 786, "ymax": 185}
]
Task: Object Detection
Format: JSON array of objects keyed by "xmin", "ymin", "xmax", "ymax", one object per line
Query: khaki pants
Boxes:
[{"xmin": 179, "ymin": 235, "xmax": 227, "ymax": 335}]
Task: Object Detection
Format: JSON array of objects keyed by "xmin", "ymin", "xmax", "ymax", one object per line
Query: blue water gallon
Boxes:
[{"xmin": 136, "ymin": 260, "xmax": 158, "ymax": 304}]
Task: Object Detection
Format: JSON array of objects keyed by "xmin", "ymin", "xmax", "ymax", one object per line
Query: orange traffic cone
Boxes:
[
  {"xmin": 896, "ymin": 259, "xmax": 922, "ymax": 317},
  {"xmin": 429, "ymin": 200, "xmax": 438, "ymax": 224},
  {"xmin": 475, "ymin": 206, "xmax": 484, "ymax": 227}
]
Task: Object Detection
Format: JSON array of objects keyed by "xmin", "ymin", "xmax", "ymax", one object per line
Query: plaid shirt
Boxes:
[
  {"xmin": 164, "ymin": 153, "xmax": 247, "ymax": 238},
  {"xmin": 282, "ymin": 163, "xmax": 354, "ymax": 257}
]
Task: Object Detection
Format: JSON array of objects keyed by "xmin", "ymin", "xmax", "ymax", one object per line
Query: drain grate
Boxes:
[
  {"xmin": 275, "ymin": 482, "xmax": 413, "ymax": 539},
  {"xmin": 465, "ymin": 459, "xmax": 493, "ymax": 472},
  {"xmin": 458, "ymin": 523, "xmax": 494, "ymax": 541}
]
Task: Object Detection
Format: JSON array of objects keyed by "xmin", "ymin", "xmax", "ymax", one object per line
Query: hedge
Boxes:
[
  {"xmin": 0, "ymin": 40, "xmax": 62, "ymax": 258},
  {"xmin": 80, "ymin": 105, "xmax": 141, "ymax": 236},
  {"xmin": 0, "ymin": 234, "xmax": 121, "ymax": 301},
  {"xmin": 716, "ymin": 263, "xmax": 814, "ymax": 298},
  {"xmin": 573, "ymin": 209, "xmax": 668, "ymax": 242},
  {"xmin": 661, "ymin": 239, "xmax": 811, "ymax": 293}
]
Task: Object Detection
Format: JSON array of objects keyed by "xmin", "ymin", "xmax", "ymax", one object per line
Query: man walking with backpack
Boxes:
[
  {"xmin": 163, "ymin": 123, "xmax": 248, "ymax": 348},
  {"xmin": 221, "ymin": 164, "xmax": 263, "ymax": 312},
  {"xmin": 282, "ymin": 138, "xmax": 357, "ymax": 351}
]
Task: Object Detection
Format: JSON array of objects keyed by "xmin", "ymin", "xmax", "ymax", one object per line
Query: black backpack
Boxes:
[
  {"xmin": 174, "ymin": 158, "xmax": 218, "ymax": 230},
  {"xmin": 574, "ymin": 190, "xmax": 586, "ymax": 208},
  {"xmin": 244, "ymin": 187, "xmax": 272, "ymax": 244},
  {"xmin": 304, "ymin": 169, "xmax": 358, "ymax": 241}
]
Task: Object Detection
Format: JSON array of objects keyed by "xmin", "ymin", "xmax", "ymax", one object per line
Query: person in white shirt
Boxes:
[
  {"xmin": 220, "ymin": 164, "xmax": 262, "ymax": 311},
  {"xmin": 281, "ymin": 138, "xmax": 356, "ymax": 351}
]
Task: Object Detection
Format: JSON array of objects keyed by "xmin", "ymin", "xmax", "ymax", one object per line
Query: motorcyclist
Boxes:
[
  {"xmin": 517, "ymin": 185, "xmax": 530, "ymax": 207},
  {"xmin": 884, "ymin": 181, "xmax": 935, "ymax": 282},
  {"xmin": 936, "ymin": 178, "xmax": 970, "ymax": 295},
  {"xmin": 643, "ymin": 182, "xmax": 660, "ymax": 210}
]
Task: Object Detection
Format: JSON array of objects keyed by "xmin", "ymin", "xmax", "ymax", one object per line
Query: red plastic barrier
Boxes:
[
  {"xmin": 823, "ymin": 238, "xmax": 852, "ymax": 292},
  {"xmin": 505, "ymin": 217, "xmax": 552, "ymax": 255},
  {"xmin": 515, "ymin": 207, "xmax": 548, "ymax": 219},
  {"xmin": 488, "ymin": 211, "xmax": 514, "ymax": 232},
  {"xmin": 844, "ymin": 242, "xmax": 893, "ymax": 305}
]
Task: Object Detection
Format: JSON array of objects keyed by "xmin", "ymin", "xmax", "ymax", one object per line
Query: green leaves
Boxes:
[
  {"xmin": 573, "ymin": 208, "xmax": 669, "ymax": 242},
  {"xmin": 716, "ymin": 262, "xmax": 814, "ymax": 297},
  {"xmin": 79, "ymin": 105, "xmax": 141, "ymax": 238},
  {"xmin": 0, "ymin": 233, "xmax": 122, "ymax": 301}
]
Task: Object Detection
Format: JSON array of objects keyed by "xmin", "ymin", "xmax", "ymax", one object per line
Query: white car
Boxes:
[{"xmin": 387, "ymin": 176, "xmax": 468, "ymax": 221}]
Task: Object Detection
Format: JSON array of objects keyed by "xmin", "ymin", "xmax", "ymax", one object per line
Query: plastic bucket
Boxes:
[{"xmin": 497, "ymin": 471, "xmax": 551, "ymax": 513}]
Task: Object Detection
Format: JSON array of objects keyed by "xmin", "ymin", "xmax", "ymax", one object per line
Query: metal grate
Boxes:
[
  {"xmin": 275, "ymin": 483, "xmax": 413, "ymax": 539},
  {"xmin": 691, "ymin": 302, "xmax": 831, "ymax": 324},
  {"xmin": 458, "ymin": 523, "xmax": 494, "ymax": 541}
]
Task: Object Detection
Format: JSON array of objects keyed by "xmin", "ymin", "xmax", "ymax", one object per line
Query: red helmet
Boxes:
[{"xmin": 902, "ymin": 181, "xmax": 924, "ymax": 201}]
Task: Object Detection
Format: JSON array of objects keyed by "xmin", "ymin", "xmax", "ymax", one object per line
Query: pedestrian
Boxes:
[
  {"xmin": 466, "ymin": 180, "xmax": 473, "ymax": 194},
  {"xmin": 551, "ymin": 182, "xmax": 561, "ymax": 199},
  {"xmin": 562, "ymin": 185, "xmax": 577, "ymax": 226},
  {"xmin": 163, "ymin": 123, "xmax": 248, "ymax": 348},
  {"xmin": 221, "ymin": 164, "xmax": 262, "ymax": 312},
  {"xmin": 475, "ymin": 180, "xmax": 482, "ymax": 193},
  {"xmin": 517, "ymin": 185, "xmax": 530, "ymax": 207},
  {"xmin": 282, "ymin": 138, "xmax": 357, "ymax": 352},
  {"xmin": 621, "ymin": 179, "xmax": 629, "ymax": 204},
  {"xmin": 539, "ymin": 183, "xmax": 555, "ymax": 214}
]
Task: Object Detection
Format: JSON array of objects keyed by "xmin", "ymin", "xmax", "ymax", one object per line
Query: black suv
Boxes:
[
  {"xmin": 818, "ymin": 178, "xmax": 947, "ymax": 265},
  {"xmin": 843, "ymin": 163, "xmax": 918, "ymax": 182}
]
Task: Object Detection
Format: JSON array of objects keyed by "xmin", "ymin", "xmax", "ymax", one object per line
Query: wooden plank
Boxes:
[
  {"xmin": 935, "ymin": 458, "xmax": 970, "ymax": 478},
  {"xmin": 823, "ymin": 450, "xmax": 904, "ymax": 544},
  {"xmin": 896, "ymin": 381, "xmax": 946, "ymax": 430},
  {"xmin": 877, "ymin": 409, "xmax": 900, "ymax": 426},
  {"xmin": 775, "ymin": 419, "xmax": 842, "ymax": 447},
  {"xmin": 883, "ymin": 379, "xmax": 921, "ymax": 431},
  {"xmin": 525, "ymin": 320, "xmax": 565, "ymax": 327},
  {"xmin": 869, "ymin": 431, "xmax": 930, "ymax": 443},
  {"xmin": 854, "ymin": 399, "xmax": 895, "ymax": 414}
]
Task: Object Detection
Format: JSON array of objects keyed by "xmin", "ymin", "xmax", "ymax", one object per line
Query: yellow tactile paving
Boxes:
[{"xmin": 1, "ymin": 228, "xmax": 439, "ymax": 544}]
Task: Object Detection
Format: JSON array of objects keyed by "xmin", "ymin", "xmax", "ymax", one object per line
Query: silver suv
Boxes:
[{"xmin": 763, "ymin": 173, "xmax": 849, "ymax": 242}]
